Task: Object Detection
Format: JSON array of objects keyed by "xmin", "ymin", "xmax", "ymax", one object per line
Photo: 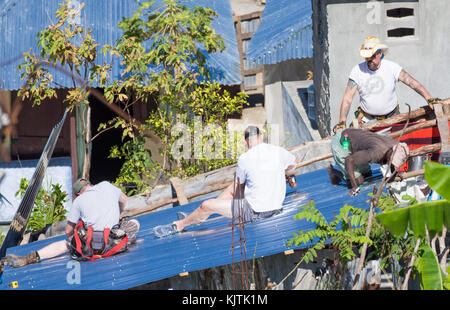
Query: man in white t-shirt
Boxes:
[
  {"xmin": 333, "ymin": 37, "xmax": 439, "ymax": 133},
  {"xmin": 68, "ymin": 180, "xmax": 124, "ymax": 231},
  {"xmin": 153, "ymin": 126, "xmax": 298, "ymax": 238},
  {"xmin": 6, "ymin": 179, "xmax": 139, "ymax": 268}
]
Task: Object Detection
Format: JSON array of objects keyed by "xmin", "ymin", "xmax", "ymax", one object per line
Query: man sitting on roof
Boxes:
[
  {"xmin": 6, "ymin": 179, "xmax": 140, "ymax": 268},
  {"xmin": 153, "ymin": 125, "xmax": 299, "ymax": 238},
  {"xmin": 328, "ymin": 128, "xmax": 409, "ymax": 196}
]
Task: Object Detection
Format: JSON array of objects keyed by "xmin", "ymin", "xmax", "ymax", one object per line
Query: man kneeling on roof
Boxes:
[
  {"xmin": 6, "ymin": 179, "xmax": 140, "ymax": 268},
  {"xmin": 153, "ymin": 125, "xmax": 299, "ymax": 238},
  {"xmin": 328, "ymin": 128, "xmax": 409, "ymax": 197}
]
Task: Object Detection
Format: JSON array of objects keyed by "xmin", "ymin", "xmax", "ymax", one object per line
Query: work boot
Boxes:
[
  {"xmin": 6, "ymin": 251, "xmax": 40, "ymax": 268},
  {"xmin": 119, "ymin": 219, "xmax": 140, "ymax": 245}
]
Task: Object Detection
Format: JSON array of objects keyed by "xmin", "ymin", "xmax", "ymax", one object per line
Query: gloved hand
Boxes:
[
  {"xmin": 285, "ymin": 175, "xmax": 297, "ymax": 188},
  {"xmin": 120, "ymin": 216, "xmax": 130, "ymax": 223},
  {"xmin": 426, "ymin": 97, "xmax": 441, "ymax": 110},
  {"xmin": 333, "ymin": 121, "xmax": 346, "ymax": 134}
]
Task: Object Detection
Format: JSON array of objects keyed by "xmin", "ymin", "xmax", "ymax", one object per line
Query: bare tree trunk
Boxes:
[
  {"xmin": 438, "ymin": 227, "xmax": 449, "ymax": 274},
  {"xmin": 82, "ymin": 105, "xmax": 91, "ymax": 179},
  {"xmin": 401, "ymin": 238, "xmax": 421, "ymax": 290}
]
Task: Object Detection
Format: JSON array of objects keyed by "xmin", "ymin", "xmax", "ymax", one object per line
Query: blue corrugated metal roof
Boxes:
[
  {"xmin": 0, "ymin": 164, "xmax": 384, "ymax": 290},
  {"xmin": 0, "ymin": 0, "xmax": 241, "ymax": 90},
  {"xmin": 245, "ymin": 0, "xmax": 313, "ymax": 65}
]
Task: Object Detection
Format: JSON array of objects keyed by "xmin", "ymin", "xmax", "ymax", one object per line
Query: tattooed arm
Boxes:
[
  {"xmin": 398, "ymin": 69, "xmax": 431, "ymax": 100},
  {"xmin": 339, "ymin": 79, "xmax": 358, "ymax": 123}
]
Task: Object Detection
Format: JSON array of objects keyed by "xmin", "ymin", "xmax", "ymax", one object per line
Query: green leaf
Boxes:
[
  {"xmin": 376, "ymin": 200, "xmax": 450, "ymax": 238},
  {"xmin": 418, "ymin": 243, "xmax": 443, "ymax": 290},
  {"xmin": 375, "ymin": 206, "xmax": 410, "ymax": 237},
  {"xmin": 444, "ymin": 266, "xmax": 450, "ymax": 290},
  {"xmin": 424, "ymin": 161, "xmax": 450, "ymax": 200}
]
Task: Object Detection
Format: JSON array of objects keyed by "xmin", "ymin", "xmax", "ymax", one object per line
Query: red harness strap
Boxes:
[
  {"xmin": 73, "ymin": 221, "xmax": 128, "ymax": 261},
  {"xmin": 86, "ymin": 226, "xmax": 94, "ymax": 251},
  {"xmin": 74, "ymin": 221, "xmax": 85, "ymax": 258},
  {"xmin": 103, "ymin": 228, "xmax": 110, "ymax": 250},
  {"xmin": 102, "ymin": 234, "xmax": 129, "ymax": 258}
]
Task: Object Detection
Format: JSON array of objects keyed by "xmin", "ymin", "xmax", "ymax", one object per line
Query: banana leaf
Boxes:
[
  {"xmin": 444, "ymin": 266, "xmax": 450, "ymax": 290},
  {"xmin": 418, "ymin": 243, "xmax": 444, "ymax": 290},
  {"xmin": 376, "ymin": 161, "xmax": 450, "ymax": 290},
  {"xmin": 376, "ymin": 200, "xmax": 450, "ymax": 238},
  {"xmin": 376, "ymin": 161, "xmax": 450, "ymax": 238},
  {"xmin": 424, "ymin": 161, "xmax": 450, "ymax": 200}
]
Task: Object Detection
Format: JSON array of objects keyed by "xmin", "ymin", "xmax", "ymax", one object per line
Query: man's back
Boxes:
[
  {"xmin": 343, "ymin": 129, "xmax": 397, "ymax": 163},
  {"xmin": 236, "ymin": 143, "xmax": 296, "ymax": 213},
  {"xmin": 68, "ymin": 181, "xmax": 122, "ymax": 230}
]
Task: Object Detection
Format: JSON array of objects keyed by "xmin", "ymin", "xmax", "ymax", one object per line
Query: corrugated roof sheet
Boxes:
[
  {"xmin": 245, "ymin": 0, "xmax": 313, "ymax": 65},
  {"xmin": 0, "ymin": 165, "xmax": 384, "ymax": 290},
  {"xmin": 0, "ymin": 0, "xmax": 241, "ymax": 90}
]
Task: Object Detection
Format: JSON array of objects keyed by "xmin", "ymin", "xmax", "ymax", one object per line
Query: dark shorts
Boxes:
[{"xmin": 231, "ymin": 198, "xmax": 282, "ymax": 223}]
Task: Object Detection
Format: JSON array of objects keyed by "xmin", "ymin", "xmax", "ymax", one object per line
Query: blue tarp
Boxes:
[
  {"xmin": 245, "ymin": 0, "xmax": 313, "ymax": 65},
  {"xmin": 0, "ymin": 164, "xmax": 384, "ymax": 290},
  {"xmin": 0, "ymin": 0, "xmax": 241, "ymax": 90}
]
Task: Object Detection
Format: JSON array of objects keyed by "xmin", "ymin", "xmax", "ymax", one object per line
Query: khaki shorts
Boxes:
[{"xmin": 231, "ymin": 198, "xmax": 281, "ymax": 223}]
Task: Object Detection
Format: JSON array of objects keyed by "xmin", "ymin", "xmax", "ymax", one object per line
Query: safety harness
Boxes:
[{"xmin": 70, "ymin": 221, "xmax": 128, "ymax": 261}]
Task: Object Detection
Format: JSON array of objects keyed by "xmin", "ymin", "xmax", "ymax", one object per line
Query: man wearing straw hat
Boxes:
[{"xmin": 333, "ymin": 37, "xmax": 439, "ymax": 133}]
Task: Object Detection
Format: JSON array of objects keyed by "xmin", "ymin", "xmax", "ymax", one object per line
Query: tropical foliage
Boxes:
[
  {"xmin": 288, "ymin": 161, "xmax": 449, "ymax": 290},
  {"xmin": 376, "ymin": 161, "xmax": 450, "ymax": 290},
  {"xmin": 17, "ymin": 0, "xmax": 111, "ymax": 179},
  {"xmin": 103, "ymin": 0, "xmax": 248, "ymax": 194},
  {"xmin": 15, "ymin": 178, "xmax": 68, "ymax": 232}
]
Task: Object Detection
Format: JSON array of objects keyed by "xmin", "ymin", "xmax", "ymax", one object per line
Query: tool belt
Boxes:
[
  {"xmin": 356, "ymin": 105, "xmax": 399, "ymax": 121},
  {"xmin": 69, "ymin": 220, "xmax": 128, "ymax": 262}
]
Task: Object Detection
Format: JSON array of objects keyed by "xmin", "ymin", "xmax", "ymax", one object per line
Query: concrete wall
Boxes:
[
  {"xmin": 264, "ymin": 58, "xmax": 315, "ymax": 146},
  {"xmin": 314, "ymin": 0, "xmax": 450, "ymax": 135}
]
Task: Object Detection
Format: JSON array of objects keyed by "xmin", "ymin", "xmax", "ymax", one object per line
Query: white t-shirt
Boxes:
[
  {"xmin": 235, "ymin": 143, "xmax": 296, "ymax": 213},
  {"xmin": 349, "ymin": 59, "xmax": 403, "ymax": 116},
  {"xmin": 67, "ymin": 181, "xmax": 122, "ymax": 230}
]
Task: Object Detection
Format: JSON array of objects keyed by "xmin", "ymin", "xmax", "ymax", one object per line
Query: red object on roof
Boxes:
[{"xmin": 383, "ymin": 121, "xmax": 447, "ymax": 172}]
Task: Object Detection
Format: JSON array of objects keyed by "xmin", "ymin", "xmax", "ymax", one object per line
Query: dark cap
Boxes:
[{"xmin": 73, "ymin": 178, "xmax": 90, "ymax": 195}]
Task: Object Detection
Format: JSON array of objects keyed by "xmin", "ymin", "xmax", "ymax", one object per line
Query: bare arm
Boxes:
[
  {"xmin": 339, "ymin": 79, "xmax": 358, "ymax": 123},
  {"xmin": 119, "ymin": 192, "xmax": 128, "ymax": 214},
  {"xmin": 345, "ymin": 150, "xmax": 372, "ymax": 191},
  {"xmin": 65, "ymin": 221, "xmax": 76, "ymax": 237},
  {"xmin": 398, "ymin": 69, "xmax": 431, "ymax": 100},
  {"xmin": 285, "ymin": 157, "xmax": 300, "ymax": 174}
]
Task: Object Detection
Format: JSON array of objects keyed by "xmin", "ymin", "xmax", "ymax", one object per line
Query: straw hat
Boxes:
[{"xmin": 359, "ymin": 37, "xmax": 389, "ymax": 58}]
